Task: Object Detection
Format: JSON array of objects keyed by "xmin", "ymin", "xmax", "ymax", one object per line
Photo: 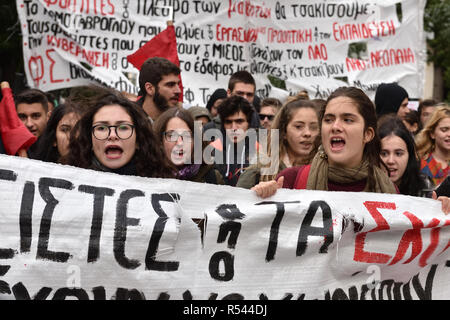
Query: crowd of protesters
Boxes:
[{"xmin": 1, "ymin": 56, "xmax": 449, "ymax": 213}]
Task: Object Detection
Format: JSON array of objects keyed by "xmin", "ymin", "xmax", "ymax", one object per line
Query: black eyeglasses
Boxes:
[
  {"xmin": 163, "ymin": 130, "xmax": 193, "ymax": 142},
  {"xmin": 259, "ymin": 114, "xmax": 275, "ymax": 121},
  {"xmin": 92, "ymin": 124, "xmax": 135, "ymax": 140}
]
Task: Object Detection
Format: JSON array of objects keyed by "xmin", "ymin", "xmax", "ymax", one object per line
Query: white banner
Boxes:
[
  {"xmin": 17, "ymin": 0, "xmax": 426, "ymax": 104},
  {"xmin": 0, "ymin": 154, "xmax": 448, "ymax": 300}
]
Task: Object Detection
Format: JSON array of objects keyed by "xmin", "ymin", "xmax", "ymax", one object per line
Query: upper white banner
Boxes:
[{"xmin": 16, "ymin": 0, "xmax": 426, "ymax": 104}]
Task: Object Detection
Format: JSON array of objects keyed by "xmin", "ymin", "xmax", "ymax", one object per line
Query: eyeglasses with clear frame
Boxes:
[
  {"xmin": 92, "ymin": 124, "xmax": 135, "ymax": 140},
  {"xmin": 163, "ymin": 130, "xmax": 193, "ymax": 142}
]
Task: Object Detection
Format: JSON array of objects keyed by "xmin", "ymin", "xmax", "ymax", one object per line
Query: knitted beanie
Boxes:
[{"xmin": 375, "ymin": 83, "xmax": 409, "ymax": 117}]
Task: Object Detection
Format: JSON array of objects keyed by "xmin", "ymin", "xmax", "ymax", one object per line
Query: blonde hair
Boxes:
[
  {"xmin": 415, "ymin": 104, "xmax": 450, "ymax": 159},
  {"xmin": 286, "ymin": 90, "xmax": 309, "ymax": 103}
]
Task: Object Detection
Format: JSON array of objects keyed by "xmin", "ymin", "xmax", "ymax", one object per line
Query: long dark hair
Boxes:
[
  {"xmin": 378, "ymin": 116, "xmax": 425, "ymax": 196},
  {"xmin": 30, "ymin": 102, "xmax": 82, "ymax": 163},
  {"xmin": 322, "ymin": 87, "xmax": 384, "ymax": 192},
  {"xmin": 153, "ymin": 107, "xmax": 208, "ymax": 168},
  {"xmin": 153, "ymin": 108, "xmax": 195, "ymax": 143},
  {"xmin": 65, "ymin": 88, "xmax": 174, "ymax": 178}
]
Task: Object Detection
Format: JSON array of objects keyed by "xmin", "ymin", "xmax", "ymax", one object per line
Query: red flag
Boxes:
[
  {"xmin": 0, "ymin": 87, "xmax": 37, "ymax": 155},
  {"xmin": 127, "ymin": 25, "xmax": 183, "ymax": 102}
]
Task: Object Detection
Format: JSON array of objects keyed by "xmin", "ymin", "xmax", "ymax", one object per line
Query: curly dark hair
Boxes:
[
  {"xmin": 64, "ymin": 88, "xmax": 174, "ymax": 178},
  {"xmin": 217, "ymin": 95, "xmax": 254, "ymax": 129}
]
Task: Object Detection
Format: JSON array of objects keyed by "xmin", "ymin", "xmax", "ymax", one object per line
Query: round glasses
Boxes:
[
  {"xmin": 163, "ymin": 130, "xmax": 193, "ymax": 142},
  {"xmin": 92, "ymin": 124, "xmax": 135, "ymax": 140}
]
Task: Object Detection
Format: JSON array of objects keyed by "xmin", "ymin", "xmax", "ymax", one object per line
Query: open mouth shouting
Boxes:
[
  {"xmin": 330, "ymin": 136, "xmax": 346, "ymax": 152},
  {"xmin": 105, "ymin": 144, "xmax": 124, "ymax": 160},
  {"xmin": 172, "ymin": 148, "xmax": 185, "ymax": 161},
  {"xmin": 387, "ymin": 167, "xmax": 398, "ymax": 179}
]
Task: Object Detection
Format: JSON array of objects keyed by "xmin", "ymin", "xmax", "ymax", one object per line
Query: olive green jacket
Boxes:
[{"xmin": 236, "ymin": 162, "xmax": 288, "ymax": 189}]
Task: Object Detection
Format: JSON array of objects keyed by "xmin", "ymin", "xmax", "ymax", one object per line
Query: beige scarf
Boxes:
[{"xmin": 306, "ymin": 147, "xmax": 397, "ymax": 193}]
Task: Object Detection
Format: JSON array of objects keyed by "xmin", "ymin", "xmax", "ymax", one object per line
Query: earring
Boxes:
[{"xmin": 318, "ymin": 145, "xmax": 327, "ymax": 159}]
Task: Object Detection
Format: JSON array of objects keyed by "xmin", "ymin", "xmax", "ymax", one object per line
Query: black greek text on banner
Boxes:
[{"xmin": 0, "ymin": 155, "xmax": 448, "ymax": 300}]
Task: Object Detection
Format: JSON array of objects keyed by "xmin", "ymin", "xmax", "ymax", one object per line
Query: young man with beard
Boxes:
[{"xmin": 137, "ymin": 57, "xmax": 182, "ymax": 123}]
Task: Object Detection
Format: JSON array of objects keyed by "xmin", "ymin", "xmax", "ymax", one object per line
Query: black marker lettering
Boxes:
[
  {"xmin": 222, "ymin": 293, "xmax": 244, "ymax": 300},
  {"xmin": 256, "ymin": 201, "xmax": 300, "ymax": 262},
  {"xmin": 92, "ymin": 286, "xmax": 106, "ymax": 300},
  {"xmin": 412, "ymin": 264, "xmax": 437, "ymax": 300},
  {"xmin": 20, "ymin": 181, "xmax": 35, "ymax": 253},
  {"xmin": 37, "ymin": 178, "xmax": 74, "ymax": 263},
  {"xmin": 0, "ymin": 169, "xmax": 17, "ymax": 182},
  {"xmin": 0, "ymin": 281, "xmax": 11, "ymax": 295},
  {"xmin": 215, "ymin": 204, "xmax": 245, "ymax": 220},
  {"xmin": 145, "ymin": 193, "xmax": 180, "ymax": 272},
  {"xmin": 52, "ymin": 288, "xmax": 89, "ymax": 300},
  {"xmin": 0, "ymin": 266, "xmax": 10, "ymax": 277},
  {"xmin": 217, "ymin": 221, "xmax": 241, "ymax": 249},
  {"xmin": 78, "ymin": 185, "xmax": 114, "ymax": 263},
  {"xmin": 209, "ymin": 251, "xmax": 234, "ymax": 281},
  {"xmin": 332, "ymin": 288, "xmax": 349, "ymax": 300},
  {"xmin": 297, "ymin": 201, "xmax": 333, "ymax": 256},
  {"xmin": 12, "ymin": 282, "xmax": 52, "ymax": 300},
  {"xmin": 114, "ymin": 189, "xmax": 143, "ymax": 269},
  {"xmin": 115, "ymin": 288, "xmax": 146, "ymax": 300},
  {"xmin": 402, "ymin": 281, "xmax": 412, "ymax": 300},
  {"xmin": 378, "ymin": 279, "xmax": 394, "ymax": 300},
  {"xmin": 183, "ymin": 290, "xmax": 193, "ymax": 300},
  {"xmin": 157, "ymin": 292, "xmax": 170, "ymax": 300}
]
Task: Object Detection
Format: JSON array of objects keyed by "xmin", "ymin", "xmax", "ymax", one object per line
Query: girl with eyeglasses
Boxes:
[
  {"xmin": 153, "ymin": 108, "xmax": 224, "ymax": 184},
  {"xmin": 64, "ymin": 87, "xmax": 173, "ymax": 178}
]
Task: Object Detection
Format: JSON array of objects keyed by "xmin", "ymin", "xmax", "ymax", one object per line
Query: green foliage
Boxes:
[
  {"xmin": 425, "ymin": 0, "xmax": 450, "ymax": 101},
  {"xmin": 0, "ymin": 2, "xmax": 20, "ymax": 51},
  {"xmin": 267, "ymin": 75, "xmax": 286, "ymax": 90}
]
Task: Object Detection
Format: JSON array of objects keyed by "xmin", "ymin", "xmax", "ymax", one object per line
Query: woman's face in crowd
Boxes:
[
  {"xmin": 431, "ymin": 117, "xmax": 450, "ymax": 154},
  {"xmin": 321, "ymin": 97, "xmax": 374, "ymax": 169},
  {"xmin": 55, "ymin": 112, "xmax": 79, "ymax": 157},
  {"xmin": 91, "ymin": 105, "xmax": 137, "ymax": 169},
  {"xmin": 380, "ymin": 134, "xmax": 409, "ymax": 185},
  {"xmin": 285, "ymin": 107, "xmax": 319, "ymax": 161},
  {"xmin": 163, "ymin": 117, "xmax": 193, "ymax": 167}
]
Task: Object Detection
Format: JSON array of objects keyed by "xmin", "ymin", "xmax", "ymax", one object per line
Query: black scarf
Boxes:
[{"xmin": 91, "ymin": 156, "xmax": 138, "ymax": 176}]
